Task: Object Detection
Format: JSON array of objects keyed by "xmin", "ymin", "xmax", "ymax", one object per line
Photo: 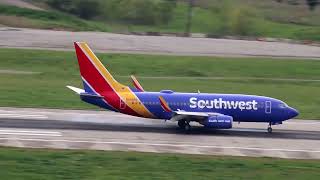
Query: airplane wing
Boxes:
[
  {"xmin": 158, "ymin": 96, "xmax": 224, "ymax": 122},
  {"xmin": 174, "ymin": 111, "xmax": 221, "ymax": 117},
  {"xmin": 170, "ymin": 110, "xmax": 224, "ymax": 122}
]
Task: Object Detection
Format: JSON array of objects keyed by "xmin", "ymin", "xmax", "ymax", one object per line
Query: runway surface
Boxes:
[
  {"xmin": 0, "ymin": 107, "xmax": 319, "ymax": 159},
  {"xmin": 0, "ymin": 27, "xmax": 320, "ymax": 59}
]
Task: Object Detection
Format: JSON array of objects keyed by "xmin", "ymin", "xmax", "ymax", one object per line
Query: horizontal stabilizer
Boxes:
[
  {"xmin": 66, "ymin": 86, "xmax": 85, "ymax": 94},
  {"xmin": 80, "ymin": 93, "xmax": 104, "ymax": 99}
]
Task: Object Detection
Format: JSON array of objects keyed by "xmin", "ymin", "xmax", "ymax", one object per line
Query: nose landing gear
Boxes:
[{"xmin": 267, "ymin": 122, "xmax": 272, "ymax": 133}]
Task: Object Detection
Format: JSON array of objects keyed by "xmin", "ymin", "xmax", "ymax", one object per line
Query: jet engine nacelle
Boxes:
[{"xmin": 203, "ymin": 115, "xmax": 233, "ymax": 129}]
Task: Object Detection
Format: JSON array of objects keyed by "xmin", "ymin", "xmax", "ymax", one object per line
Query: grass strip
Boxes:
[
  {"xmin": 0, "ymin": 48, "xmax": 319, "ymax": 119},
  {"xmin": 0, "ymin": 147, "xmax": 319, "ymax": 180}
]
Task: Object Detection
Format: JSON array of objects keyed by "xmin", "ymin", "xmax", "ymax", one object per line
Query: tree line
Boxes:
[
  {"xmin": 276, "ymin": 0, "xmax": 318, "ymax": 10},
  {"xmin": 47, "ymin": 0, "xmax": 178, "ymax": 25},
  {"xmin": 47, "ymin": 0, "xmax": 318, "ymax": 25}
]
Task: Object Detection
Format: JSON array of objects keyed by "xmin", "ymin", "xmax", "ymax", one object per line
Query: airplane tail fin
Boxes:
[
  {"xmin": 73, "ymin": 42, "xmax": 155, "ymax": 118},
  {"xmin": 74, "ymin": 42, "xmax": 128, "ymax": 95}
]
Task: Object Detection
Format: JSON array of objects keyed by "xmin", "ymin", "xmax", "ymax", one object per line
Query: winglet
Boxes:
[
  {"xmin": 131, "ymin": 75, "xmax": 144, "ymax": 92},
  {"xmin": 159, "ymin": 96, "xmax": 172, "ymax": 112}
]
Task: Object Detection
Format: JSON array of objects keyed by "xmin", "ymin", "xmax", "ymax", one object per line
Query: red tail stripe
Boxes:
[{"xmin": 74, "ymin": 43, "xmax": 139, "ymax": 116}]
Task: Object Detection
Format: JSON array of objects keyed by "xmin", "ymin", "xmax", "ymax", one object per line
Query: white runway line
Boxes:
[
  {"xmin": 0, "ymin": 113, "xmax": 48, "ymax": 119},
  {"xmin": 0, "ymin": 132, "xmax": 61, "ymax": 136},
  {"xmin": 0, "ymin": 130, "xmax": 60, "ymax": 134},
  {"xmin": 285, "ymin": 121, "xmax": 320, "ymax": 125},
  {"xmin": 0, "ymin": 130, "xmax": 62, "ymax": 137},
  {"xmin": 226, "ymin": 128, "xmax": 266, "ymax": 132},
  {"xmin": 0, "ymin": 138, "xmax": 319, "ymax": 154}
]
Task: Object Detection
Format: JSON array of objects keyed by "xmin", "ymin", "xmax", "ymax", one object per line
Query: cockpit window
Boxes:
[{"xmin": 279, "ymin": 103, "xmax": 287, "ymax": 108}]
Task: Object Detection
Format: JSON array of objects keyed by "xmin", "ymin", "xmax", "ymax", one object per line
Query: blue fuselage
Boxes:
[
  {"xmin": 82, "ymin": 90, "xmax": 299, "ymax": 123},
  {"xmin": 135, "ymin": 92, "xmax": 298, "ymax": 123}
]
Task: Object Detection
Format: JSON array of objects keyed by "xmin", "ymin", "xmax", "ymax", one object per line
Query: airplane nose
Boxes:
[{"xmin": 288, "ymin": 107, "xmax": 299, "ymax": 119}]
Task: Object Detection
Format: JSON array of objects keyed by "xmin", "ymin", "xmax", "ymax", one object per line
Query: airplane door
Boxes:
[
  {"xmin": 265, "ymin": 101, "xmax": 271, "ymax": 114},
  {"xmin": 120, "ymin": 98, "xmax": 126, "ymax": 109}
]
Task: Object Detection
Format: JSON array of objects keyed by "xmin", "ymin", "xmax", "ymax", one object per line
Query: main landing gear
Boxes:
[
  {"xmin": 267, "ymin": 122, "xmax": 272, "ymax": 133},
  {"xmin": 178, "ymin": 120, "xmax": 191, "ymax": 133}
]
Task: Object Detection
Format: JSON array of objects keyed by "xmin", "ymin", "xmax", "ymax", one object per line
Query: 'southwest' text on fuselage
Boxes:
[{"xmin": 189, "ymin": 97, "xmax": 258, "ymax": 111}]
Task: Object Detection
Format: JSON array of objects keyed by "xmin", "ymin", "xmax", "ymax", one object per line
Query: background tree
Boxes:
[
  {"xmin": 72, "ymin": 0, "xmax": 100, "ymax": 19},
  {"xmin": 306, "ymin": 0, "xmax": 318, "ymax": 11},
  {"xmin": 47, "ymin": 0, "xmax": 72, "ymax": 11}
]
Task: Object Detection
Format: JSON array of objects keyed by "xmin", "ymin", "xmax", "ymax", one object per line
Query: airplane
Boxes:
[{"xmin": 67, "ymin": 42, "xmax": 299, "ymax": 133}]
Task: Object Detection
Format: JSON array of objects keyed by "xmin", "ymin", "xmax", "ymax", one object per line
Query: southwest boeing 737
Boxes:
[{"xmin": 67, "ymin": 42, "xmax": 299, "ymax": 133}]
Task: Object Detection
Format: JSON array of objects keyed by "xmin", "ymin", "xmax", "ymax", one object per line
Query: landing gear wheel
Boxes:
[
  {"xmin": 267, "ymin": 127, "xmax": 272, "ymax": 133},
  {"xmin": 184, "ymin": 123, "xmax": 191, "ymax": 133},
  {"xmin": 178, "ymin": 120, "xmax": 186, "ymax": 129}
]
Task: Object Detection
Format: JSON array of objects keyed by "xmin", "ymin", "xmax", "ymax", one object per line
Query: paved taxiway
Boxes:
[
  {"xmin": 0, "ymin": 107, "xmax": 319, "ymax": 159},
  {"xmin": 0, "ymin": 27, "xmax": 320, "ymax": 59}
]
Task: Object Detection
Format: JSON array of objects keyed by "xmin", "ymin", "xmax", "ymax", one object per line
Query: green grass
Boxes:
[
  {"xmin": 0, "ymin": 48, "xmax": 320, "ymax": 119},
  {"xmin": 0, "ymin": 147, "xmax": 319, "ymax": 180},
  {"xmin": 1, "ymin": 1, "xmax": 320, "ymax": 41}
]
